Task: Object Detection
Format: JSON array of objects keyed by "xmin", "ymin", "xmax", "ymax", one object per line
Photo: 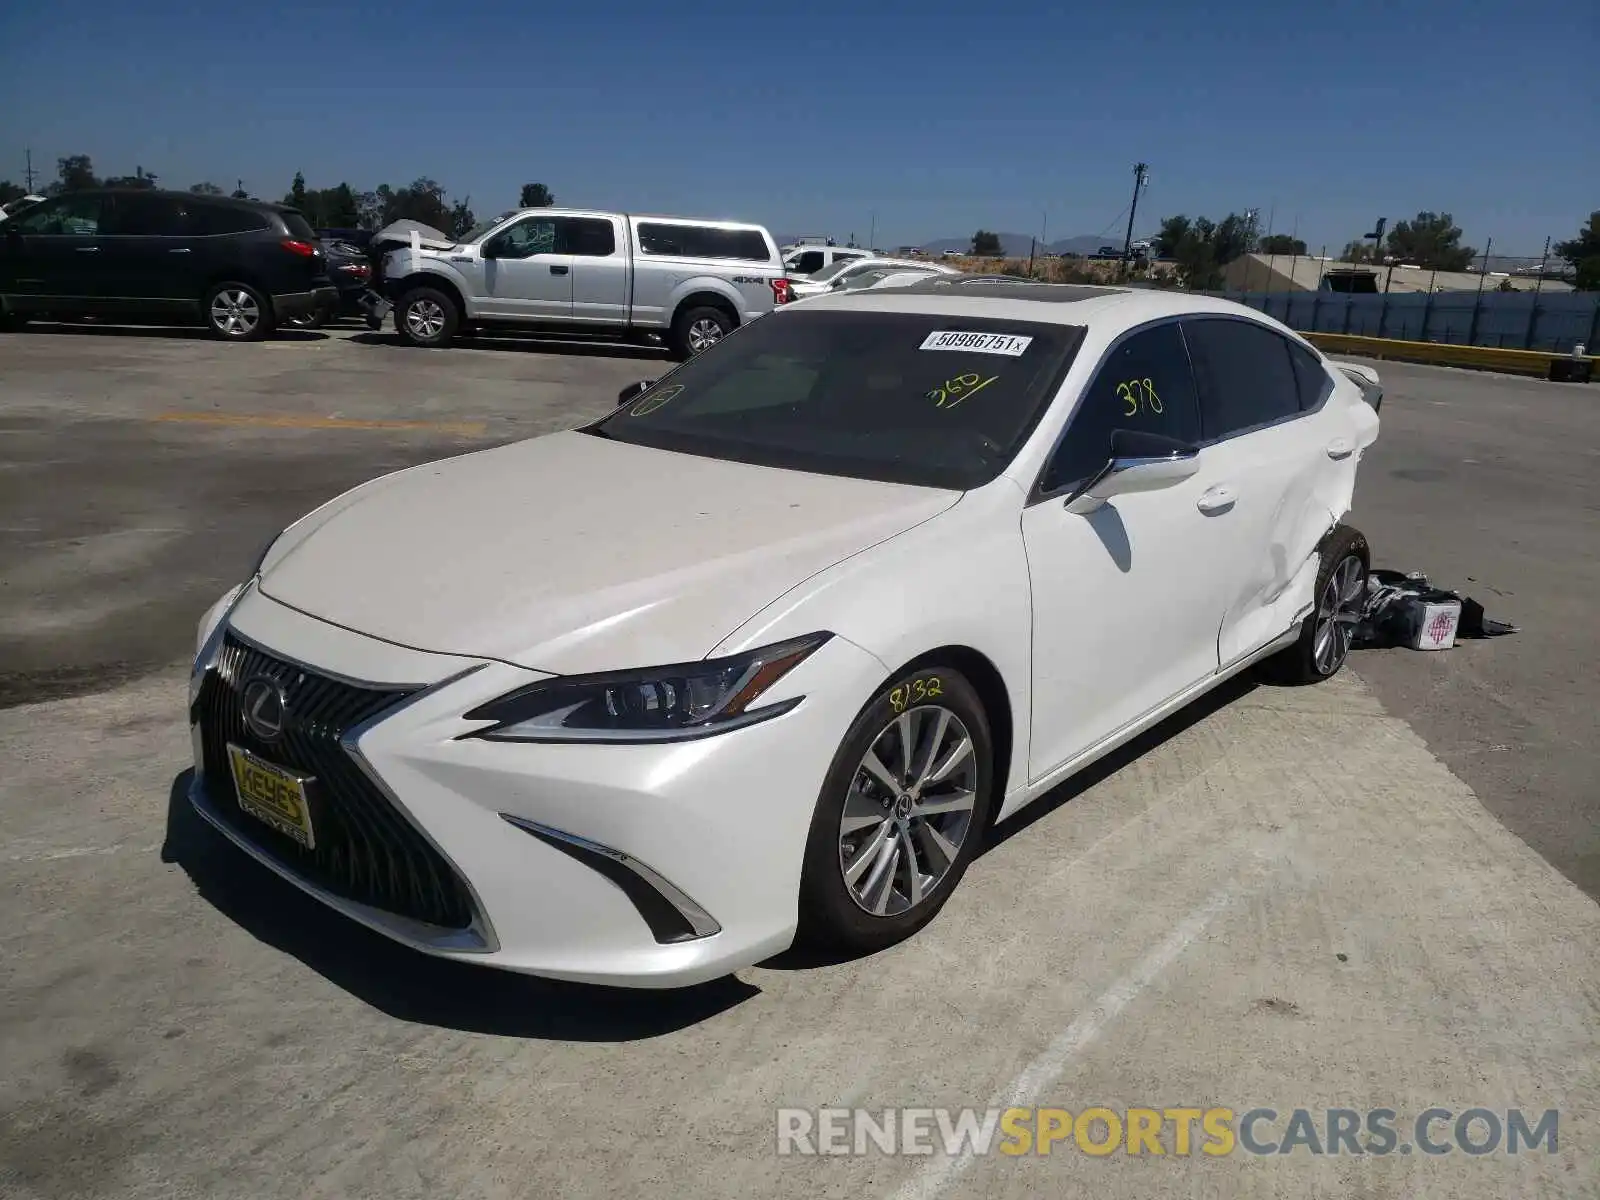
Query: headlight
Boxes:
[{"xmin": 461, "ymin": 633, "xmax": 831, "ymax": 743}]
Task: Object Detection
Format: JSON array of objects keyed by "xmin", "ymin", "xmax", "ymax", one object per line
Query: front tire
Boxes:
[
  {"xmin": 394, "ymin": 286, "xmax": 460, "ymax": 348},
  {"xmin": 798, "ymin": 667, "xmax": 995, "ymax": 954},
  {"xmin": 669, "ymin": 305, "xmax": 733, "ymax": 360},
  {"xmin": 204, "ymin": 282, "xmax": 274, "ymax": 341},
  {"xmin": 1261, "ymin": 524, "xmax": 1370, "ymax": 684}
]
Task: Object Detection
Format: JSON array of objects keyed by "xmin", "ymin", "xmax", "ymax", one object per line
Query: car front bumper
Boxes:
[{"xmin": 187, "ymin": 585, "xmax": 884, "ymax": 987}]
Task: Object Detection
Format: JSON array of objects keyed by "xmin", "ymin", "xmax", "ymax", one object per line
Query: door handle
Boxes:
[
  {"xmin": 75, "ymin": 245, "xmax": 101, "ymax": 253},
  {"xmin": 1326, "ymin": 438, "xmax": 1354, "ymax": 459},
  {"xmin": 168, "ymin": 247, "xmax": 192, "ymax": 254},
  {"xmin": 1196, "ymin": 485, "xmax": 1237, "ymax": 514},
  {"xmin": 548, "ymin": 264, "xmax": 569, "ymax": 275}
]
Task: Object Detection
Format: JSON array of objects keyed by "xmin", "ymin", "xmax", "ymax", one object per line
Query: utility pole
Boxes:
[
  {"xmin": 868, "ymin": 211, "xmax": 876, "ymax": 251},
  {"xmin": 24, "ymin": 148, "xmax": 36, "ymax": 193},
  {"xmin": 1121, "ymin": 162, "xmax": 1149, "ymax": 277}
]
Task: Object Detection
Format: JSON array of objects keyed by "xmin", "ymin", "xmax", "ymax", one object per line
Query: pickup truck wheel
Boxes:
[
  {"xmin": 395, "ymin": 287, "xmax": 460, "ymax": 348},
  {"xmin": 670, "ymin": 306, "xmax": 732, "ymax": 360}
]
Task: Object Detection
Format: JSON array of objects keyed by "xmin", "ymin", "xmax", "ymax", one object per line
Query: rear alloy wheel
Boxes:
[
  {"xmin": 799, "ymin": 667, "xmax": 994, "ymax": 952},
  {"xmin": 1262, "ymin": 524, "xmax": 1370, "ymax": 684},
  {"xmin": 669, "ymin": 305, "xmax": 733, "ymax": 360},
  {"xmin": 395, "ymin": 287, "xmax": 460, "ymax": 348},
  {"xmin": 205, "ymin": 283, "xmax": 274, "ymax": 341}
]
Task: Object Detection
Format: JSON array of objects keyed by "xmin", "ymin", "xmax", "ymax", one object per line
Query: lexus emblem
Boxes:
[{"xmin": 241, "ymin": 676, "xmax": 288, "ymax": 741}]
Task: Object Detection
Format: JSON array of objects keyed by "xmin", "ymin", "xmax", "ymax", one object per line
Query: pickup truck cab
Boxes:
[{"xmin": 375, "ymin": 208, "xmax": 793, "ymax": 358}]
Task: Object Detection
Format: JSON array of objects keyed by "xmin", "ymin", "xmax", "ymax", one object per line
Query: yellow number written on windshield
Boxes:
[{"xmin": 926, "ymin": 373, "xmax": 999, "ymax": 410}]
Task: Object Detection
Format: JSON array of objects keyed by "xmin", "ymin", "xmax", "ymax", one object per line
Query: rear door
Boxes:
[
  {"xmin": 100, "ymin": 192, "xmax": 197, "ymax": 310},
  {"xmin": 1180, "ymin": 316, "xmax": 1339, "ymax": 669},
  {"xmin": 0, "ymin": 194, "xmax": 108, "ymax": 311},
  {"xmin": 562, "ymin": 216, "xmax": 628, "ymax": 325},
  {"xmin": 477, "ymin": 214, "xmax": 573, "ymax": 319}
]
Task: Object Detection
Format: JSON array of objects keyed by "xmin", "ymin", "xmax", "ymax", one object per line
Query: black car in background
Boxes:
[
  {"xmin": 0, "ymin": 190, "xmax": 337, "ymax": 340},
  {"xmin": 284, "ymin": 237, "xmax": 373, "ymax": 327}
]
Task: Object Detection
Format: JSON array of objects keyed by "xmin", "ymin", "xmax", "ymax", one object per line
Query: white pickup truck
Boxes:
[{"xmin": 368, "ymin": 209, "xmax": 794, "ymax": 358}]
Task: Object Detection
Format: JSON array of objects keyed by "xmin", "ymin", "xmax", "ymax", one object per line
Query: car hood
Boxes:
[{"xmin": 258, "ymin": 431, "xmax": 958, "ymax": 674}]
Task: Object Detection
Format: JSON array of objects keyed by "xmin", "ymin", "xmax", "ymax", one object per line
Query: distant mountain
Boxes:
[{"xmin": 915, "ymin": 233, "xmax": 1126, "ymax": 257}]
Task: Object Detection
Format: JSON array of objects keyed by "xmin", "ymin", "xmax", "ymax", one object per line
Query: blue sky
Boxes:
[{"xmin": 2, "ymin": 0, "xmax": 1594, "ymax": 255}]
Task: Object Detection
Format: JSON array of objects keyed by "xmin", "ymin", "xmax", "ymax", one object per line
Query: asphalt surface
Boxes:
[{"xmin": 1, "ymin": 325, "xmax": 1596, "ymax": 1199}]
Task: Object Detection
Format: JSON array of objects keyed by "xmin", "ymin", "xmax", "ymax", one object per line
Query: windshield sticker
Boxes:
[
  {"xmin": 926, "ymin": 373, "xmax": 999, "ymax": 410},
  {"xmin": 1115, "ymin": 378, "xmax": 1163, "ymax": 416},
  {"xmin": 629, "ymin": 384, "xmax": 684, "ymax": 417},
  {"xmin": 919, "ymin": 331, "xmax": 1033, "ymax": 356}
]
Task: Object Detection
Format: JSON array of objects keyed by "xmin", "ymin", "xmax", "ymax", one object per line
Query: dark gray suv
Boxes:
[{"xmin": 0, "ymin": 189, "xmax": 338, "ymax": 340}]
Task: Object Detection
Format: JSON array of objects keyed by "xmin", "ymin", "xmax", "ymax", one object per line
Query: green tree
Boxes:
[
  {"xmin": 449, "ymin": 196, "xmax": 477, "ymax": 239},
  {"xmin": 102, "ymin": 166, "xmax": 158, "ymax": 189},
  {"xmin": 48, "ymin": 155, "xmax": 99, "ymax": 195},
  {"xmin": 286, "ymin": 171, "xmax": 309, "ymax": 212},
  {"xmin": 188, "ymin": 181, "xmax": 225, "ymax": 195},
  {"xmin": 0, "ymin": 180, "xmax": 26, "ymax": 204},
  {"xmin": 971, "ymin": 229, "xmax": 1003, "ymax": 256},
  {"xmin": 519, "ymin": 182, "xmax": 554, "ymax": 208},
  {"xmin": 1259, "ymin": 234, "xmax": 1307, "ymax": 255},
  {"xmin": 1153, "ymin": 212, "xmax": 1255, "ymax": 289},
  {"xmin": 1554, "ymin": 210, "xmax": 1600, "ymax": 291},
  {"xmin": 320, "ymin": 183, "xmax": 361, "ymax": 228},
  {"xmin": 1384, "ymin": 211, "xmax": 1475, "ymax": 270},
  {"xmin": 1340, "ymin": 239, "xmax": 1377, "ymax": 263}
]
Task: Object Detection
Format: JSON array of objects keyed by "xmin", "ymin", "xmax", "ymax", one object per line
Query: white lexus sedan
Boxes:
[{"xmin": 188, "ymin": 280, "xmax": 1380, "ymax": 988}]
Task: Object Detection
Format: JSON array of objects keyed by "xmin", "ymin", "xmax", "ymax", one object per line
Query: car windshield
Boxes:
[
  {"xmin": 587, "ymin": 310, "xmax": 1084, "ymax": 489},
  {"xmin": 462, "ymin": 211, "xmax": 515, "ymax": 242},
  {"xmin": 811, "ymin": 258, "xmax": 865, "ymax": 283}
]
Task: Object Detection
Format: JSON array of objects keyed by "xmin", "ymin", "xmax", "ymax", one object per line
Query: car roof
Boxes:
[
  {"xmin": 85, "ymin": 188, "xmax": 296, "ymax": 214},
  {"xmin": 793, "ymin": 278, "xmax": 1286, "ymax": 329}
]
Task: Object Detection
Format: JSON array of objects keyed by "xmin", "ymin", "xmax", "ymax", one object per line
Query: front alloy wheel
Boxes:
[
  {"xmin": 799, "ymin": 665, "xmax": 994, "ymax": 953},
  {"xmin": 839, "ymin": 706, "xmax": 978, "ymax": 916}
]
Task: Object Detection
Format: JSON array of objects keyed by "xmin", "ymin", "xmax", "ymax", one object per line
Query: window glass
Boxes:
[
  {"xmin": 278, "ymin": 209, "xmax": 318, "ymax": 241},
  {"xmin": 188, "ymin": 202, "xmax": 269, "ymax": 235},
  {"xmin": 790, "ymin": 250, "xmax": 825, "ymax": 273},
  {"xmin": 1288, "ymin": 340, "xmax": 1333, "ymax": 412},
  {"xmin": 1039, "ymin": 322, "xmax": 1200, "ymax": 493},
  {"xmin": 638, "ymin": 223, "xmax": 772, "ymax": 262},
  {"xmin": 498, "ymin": 217, "xmax": 558, "ymax": 258},
  {"xmin": 103, "ymin": 193, "xmax": 187, "ymax": 236},
  {"xmin": 13, "ymin": 194, "xmax": 102, "ymax": 235},
  {"xmin": 1183, "ymin": 318, "xmax": 1301, "ymax": 440},
  {"xmin": 559, "ymin": 217, "xmax": 616, "ymax": 256},
  {"xmin": 591, "ymin": 310, "xmax": 1084, "ymax": 490}
]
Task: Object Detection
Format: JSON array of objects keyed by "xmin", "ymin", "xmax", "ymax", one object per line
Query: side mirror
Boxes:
[
  {"xmin": 1064, "ymin": 429, "xmax": 1200, "ymax": 515},
  {"xmin": 481, "ymin": 237, "xmax": 503, "ymax": 259},
  {"xmin": 617, "ymin": 379, "xmax": 657, "ymax": 405}
]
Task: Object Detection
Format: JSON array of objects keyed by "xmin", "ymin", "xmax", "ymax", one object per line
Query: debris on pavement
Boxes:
[{"xmin": 1355, "ymin": 569, "xmax": 1519, "ymax": 652}]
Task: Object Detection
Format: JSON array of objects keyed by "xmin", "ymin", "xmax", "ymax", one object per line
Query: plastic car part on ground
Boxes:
[{"xmin": 1353, "ymin": 569, "xmax": 1518, "ymax": 652}]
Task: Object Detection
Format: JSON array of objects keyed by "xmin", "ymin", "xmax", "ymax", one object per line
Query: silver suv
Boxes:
[{"xmin": 374, "ymin": 209, "xmax": 794, "ymax": 357}]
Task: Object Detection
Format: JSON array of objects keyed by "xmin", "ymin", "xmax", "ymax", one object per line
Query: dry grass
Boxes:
[{"xmin": 944, "ymin": 256, "xmax": 1179, "ymax": 285}]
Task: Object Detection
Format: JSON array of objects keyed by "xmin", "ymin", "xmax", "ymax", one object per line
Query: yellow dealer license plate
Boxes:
[{"xmin": 227, "ymin": 743, "xmax": 316, "ymax": 849}]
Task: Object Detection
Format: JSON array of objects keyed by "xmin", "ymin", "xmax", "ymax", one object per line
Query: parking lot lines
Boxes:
[{"xmin": 154, "ymin": 411, "xmax": 488, "ymax": 436}]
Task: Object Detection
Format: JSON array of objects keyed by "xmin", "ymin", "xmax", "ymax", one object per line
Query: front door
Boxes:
[
  {"xmin": 476, "ymin": 215, "xmax": 574, "ymax": 320},
  {"xmin": 0, "ymin": 194, "xmax": 108, "ymax": 312},
  {"xmin": 1021, "ymin": 320, "xmax": 1232, "ymax": 780}
]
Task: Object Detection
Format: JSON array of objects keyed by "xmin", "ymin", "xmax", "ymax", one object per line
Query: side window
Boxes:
[
  {"xmin": 103, "ymin": 193, "xmax": 186, "ymax": 236},
  {"xmin": 557, "ymin": 217, "xmax": 616, "ymax": 256},
  {"xmin": 1039, "ymin": 322, "xmax": 1200, "ymax": 494},
  {"xmin": 1288, "ymin": 340, "xmax": 1333, "ymax": 412},
  {"xmin": 637, "ymin": 224, "xmax": 771, "ymax": 261},
  {"xmin": 1183, "ymin": 318, "xmax": 1301, "ymax": 440},
  {"xmin": 187, "ymin": 202, "xmax": 269, "ymax": 236},
  {"xmin": 13, "ymin": 195, "xmax": 102, "ymax": 235},
  {"xmin": 790, "ymin": 250, "xmax": 825, "ymax": 273},
  {"xmin": 499, "ymin": 217, "xmax": 557, "ymax": 258}
]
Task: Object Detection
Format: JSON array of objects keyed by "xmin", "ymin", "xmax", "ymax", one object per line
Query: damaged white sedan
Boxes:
[{"xmin": 187, "ymin": 279, "xmax": 1379, "ymax": 987}]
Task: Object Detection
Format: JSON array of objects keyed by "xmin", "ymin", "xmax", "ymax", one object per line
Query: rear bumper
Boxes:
[{"xmin": 274, "ymin": 287, "xmax": 340, "ymax": 320}]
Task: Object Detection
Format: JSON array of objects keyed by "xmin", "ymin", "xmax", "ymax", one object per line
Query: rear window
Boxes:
[
  {"xmin": 637, "ymin": 222, "xmax": 773, "ymax": 262},
  {"xmin": 278, "ymin": 209, "xmax": 318, "ymax": 241},
  {"xmin": 588, "ymin": 310, "xmax": 1084, "ymax": 490},
  {"xmin": 187, "ymin": 201, "xmax": 270, "ymax": 236}
]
